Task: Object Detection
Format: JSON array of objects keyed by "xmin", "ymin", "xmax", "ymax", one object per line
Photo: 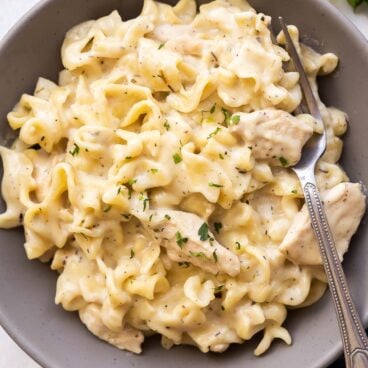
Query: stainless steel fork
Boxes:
[{"xmin": 278, "ymin": 17, "xmax": 368, "ymax": 368}]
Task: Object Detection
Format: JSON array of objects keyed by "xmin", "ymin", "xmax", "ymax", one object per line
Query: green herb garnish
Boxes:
[
  {"xmin": 209, "ymin": 182, "xmax": 223, "ymax": 188},
  {"xmin": 235, "ymin": 241, "xmax": 241, "ymax": 250},
  {"xmin": 164, "ymin": 120, "xmax": 170, "ymax": 131},
  {"xmin": 158, "ymin": 43, "xmax": 165, "ymax": 50},
  {"xmin": 164, "ymin": 214, "xmax": 171, "ymax": 220},
  {"xmin": 176, "ymin": 231, "xmax": 188, "ymax": 248},
  {"xmin": 347, "ymin": 0, "xmax": 368, "ymax": 9},
  {"xmin": 173, "ymin": 153, "xmax": 182, "ymax": 164},
  {"xmin": 143, "ymin": 197, "xmax": 149, "ymax": 211},
  {"xmin": 103, "ymin": 205, "xmax": 112, "ymax": 213},
  {"xmin": 222, "ymin": 107, "xmax": 231, "ymax": 125},
  {"xmin": 130, "ymin": 249, "xmax": 135, "ymax": 259},
  {"xmin": 190, "ymin": 251, "xmax": 206, "ymax": 258},
  {"xmin": 214, "ymin": 285, "xmax": 224, "ymax": 293},
  {"xmin": 230, "ymin": 115, "xmax": 240, "ymax": 125},
  {"xmin": 279, "ymin": 156, "xmax": 289, "ymax": 167},
  {"xmin": 213, "ymin": 249, "xmax": 218, "ymax": 263},
  {"xmin": 214, "ymin": 222, "xmax": 222, "ymax": 234},
  {"xmin": 198, "ymin": 223, "xmax": 209, "ymax": 241},
  {"xmin": 210, "ymin": 103, "xmax": 216, "ymax": 114},
  {"xmin": 69, "ymin": 143, "xmax": 80, "ymax": 157},
  {"xmin": 207, "ymin": 127, "xmax": 221, "ymax": 139}
]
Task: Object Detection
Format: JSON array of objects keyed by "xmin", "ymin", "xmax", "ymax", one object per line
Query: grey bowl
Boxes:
[{"xmin": 0, "ymin": 0, "xmax": 367, "ymax": 367}]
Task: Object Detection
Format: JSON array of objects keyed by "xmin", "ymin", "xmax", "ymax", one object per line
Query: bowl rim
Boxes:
[{"xmin": 0, "ymin": 1, "xmax": 367, "ymax": 368}]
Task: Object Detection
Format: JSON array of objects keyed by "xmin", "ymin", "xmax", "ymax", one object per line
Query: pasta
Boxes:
[{"xmin": 0, "ymin": 0, "xmax": 365, "ymax": 356}]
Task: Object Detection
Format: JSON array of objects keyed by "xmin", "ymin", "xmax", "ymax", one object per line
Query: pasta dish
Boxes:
[{"xmin": 0, "ymin": 0, "xmax": 365, "ymax": 356}]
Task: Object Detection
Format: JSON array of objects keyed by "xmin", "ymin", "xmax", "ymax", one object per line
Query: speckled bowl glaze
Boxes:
[{"xmin": 0, "ymin": 1, "xmax": 367, "ymax": 367}]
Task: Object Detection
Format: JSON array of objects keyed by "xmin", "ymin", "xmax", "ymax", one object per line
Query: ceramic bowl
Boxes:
[{"xmin": 0, "ymin": 1, "xmax": 367, "ymax": 367}]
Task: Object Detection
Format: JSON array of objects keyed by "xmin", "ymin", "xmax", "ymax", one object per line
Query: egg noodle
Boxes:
[{"xmin": 0, "ymin": 0, "xmax": 365, "ymax": 355}]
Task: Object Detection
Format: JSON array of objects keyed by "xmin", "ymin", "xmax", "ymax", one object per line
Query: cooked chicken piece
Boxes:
[
  {"xmin": 232, "ymin": 109, "xmax": 313, "ymax": 167},
  {"xmin": 79, "ymin": 304, "xmax": 144, "ymax": 354},
  {"xmin": 280, "ymin": 182, "xmax": 366, "ymax": 265},
  {"xmin": 138, "ymin": 209, "xmax": 240, "ymax": 277}
]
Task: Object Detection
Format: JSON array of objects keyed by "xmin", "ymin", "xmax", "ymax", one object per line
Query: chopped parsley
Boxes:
[
  {"xmin": 209, "ymin": 182, "xmax": 223, "ymax": 188},
  {"xmin": 158, "ymin": 43, "xmax": 165, "ymax": 50},
  {"xmin": 291, "ymin": 189, "xmax": 297, "ymax": 194},
  {"xmin": 125, "ymin": 156, "xmax": 132, "ymax": 160},
  {"xmin": 103, "ymin": 205, "xmax": 112, "ymax": 213},
  {"xmin": 164, "ymin": 214, "xmax": 171, "ymax": 220},
  {"xmin": 128, "ymin": 187, "xmax": 133, "ymax": 199},
  {"xmin": 230, "ymin": 115, "xmax": 240, "ymax": 125},
  {"xmin": 210, "ymin": 103, "xmax": 216, "ymax": 114},
  {"xmin": 222, "ymin": 107, "xmax": 231, "ymax": 125},
  {"xmin": 163, "ymin": 120, "xmax": 170, "ymax": 131},
  {"xmin": 214, "ymin": 222, "xmax": 222, "ymax": 234},
  {"xmin": 198, "ymin": 223, "xmax": 209, "ymax": 241},
  {"xmin": 219, "ymin": 153, "xmax": 224, "ymax": 160},
  {"xmin": 207, "ymin": 127, "xmax": 221, "ymax": 139},
  {"xmin": 69, "ymin": 143, "xmax": 80, "ymax": 157},
  {"xmin": 143, "ymin": 197, "xmax": 149, "ymax": 211},
  {"xmin": 279, "ymin": 156, "xmax": 289, "ymax": 167},
  {"xmin": 176, "ymin": 231, "xmax": 188, "ymax": 248},
  {"xmin": 347, "ymin": 0, "xmax": 367, "ymax": 9},
  {"xmin": 130, "ymin": 249, "xmax": 135, "ymax": 259},
  {"xmin": 190, "ymin": 251, "xmax": 205, "ymax": 258},
  {"xmin": 214, "ymin": 285, "xmax": 224, "ymax": 293},
  {"xmin": 213, "ymin": 249, "xmax": 218, "ymax": 263},
  {"xmin": 128, "ymin": 178, "xmax": 137, "ymax": 186},
  {"xmin": 172, "ymin": 153, "xmax": 182, "ymax": 164},
  {"xmin": 151, "ymin": 168, "xmax": 159, "ymax": 174},
  {"xmin": 235, "ymin": 241, "xmax": 241, "ymax": 250}
]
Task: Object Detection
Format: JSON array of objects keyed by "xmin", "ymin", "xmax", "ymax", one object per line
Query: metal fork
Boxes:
[{"xmin": 278, "ymin": 17, "xmax": 368, "ymax": 368}]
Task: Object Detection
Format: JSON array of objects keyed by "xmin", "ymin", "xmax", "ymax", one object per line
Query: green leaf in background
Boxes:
[{"xmin": 347, "ymin": 0, "xmax": 368, "ymax": 9}]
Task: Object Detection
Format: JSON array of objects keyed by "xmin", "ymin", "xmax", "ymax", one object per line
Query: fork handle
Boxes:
[{"xmin": 300, "ymin": 176, "xmax": 368, "ymax": 368}]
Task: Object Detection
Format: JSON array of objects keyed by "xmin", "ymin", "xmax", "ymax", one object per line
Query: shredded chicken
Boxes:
[
  {"xmin": 280, "ymin": 182, "xmax": 366, "ymax": 265},
  {"xmin": 137, "ymin": 209, "xmax": 240, "ymax": 277},
  {"xmin": 232, "ymin": 109, "xmax": 313, "ymax": 166},
  {"xmin": 79, "ymin": 304, "xmax": 144, "ymax": 354}
]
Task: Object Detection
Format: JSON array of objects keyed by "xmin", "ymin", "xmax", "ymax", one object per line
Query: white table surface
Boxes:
[{"xmin": 0, "ymin": 1, "xmax": 367, "ymax": 367}]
